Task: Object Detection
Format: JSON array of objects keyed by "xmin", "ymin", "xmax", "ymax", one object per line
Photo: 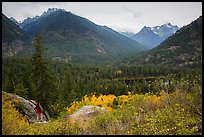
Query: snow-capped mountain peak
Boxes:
[
  {"xmin": 42, "ymin": 8, "xmax": 66, "ymax": 17},
  {"xmin": 20, "ymin": 8, "xmax": 66, "ymax": 29},
  {"xmin": 130, "ymin": 22, "xmax": 180, "ymax": 49},
  {"xmin": 148, "ymin": 23, "xmax": 180, "ymax": 40},
  {"xmin": 164, "ymin": 22, "xmax": 172, "ymax": 27}
]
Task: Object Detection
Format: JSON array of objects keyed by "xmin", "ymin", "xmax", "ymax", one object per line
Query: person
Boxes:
[{"xmin": 35, "ymin": 102, "xmax": 43, "ymax": 122}]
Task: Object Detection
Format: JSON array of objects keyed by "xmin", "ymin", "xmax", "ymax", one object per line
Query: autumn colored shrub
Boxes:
[
  {"xmin": 66, "ymin": 94, "xmax": 117, "ymax": 114},
  {"xmin": 129, "ymin": 103, "xmax": 201, "ymax": 135},
  {"xmin": 2, "ymin": 92, "xmax": 29, "ymax": 135},
  {"xmin": 22, "ymin": 118, "xmax": 82, "ymax": 135},
  {"xmin": 128, "ymin": 77, "xmax": 202, "ymax": 135}
]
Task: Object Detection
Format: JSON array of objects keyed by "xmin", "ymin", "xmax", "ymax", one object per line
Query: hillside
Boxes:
[
  {"xmin": 127, "ymin": 16, "xmax": 202, "ymax": 67},
  {"xmin": 2, "ymin": 14, "xmax": 30, "ymax": 56}
]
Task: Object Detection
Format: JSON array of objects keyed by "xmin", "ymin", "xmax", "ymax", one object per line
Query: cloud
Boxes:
[
  {"xmin": 15, "ymin": 2, "xmax": 64, "ymax": 6},
  {"xmin": 121, "ymin": 6, "xmax": 141, "ymax": 18}
]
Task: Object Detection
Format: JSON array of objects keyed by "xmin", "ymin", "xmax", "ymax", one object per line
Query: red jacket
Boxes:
[{"xmin": 35, "ymin": 103, "xmax": 42, "ymax": 113}]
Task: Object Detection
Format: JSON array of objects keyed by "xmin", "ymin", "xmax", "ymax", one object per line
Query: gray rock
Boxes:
[
  {"xmin": 66, "ymin": 105, "xmax": 107, "ymax": 121},
  {"xmin": 3, "ymin": 92, "xmax": 50, "ymax": 124}
]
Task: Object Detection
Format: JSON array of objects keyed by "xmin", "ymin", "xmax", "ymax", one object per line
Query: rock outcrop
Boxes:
[{"xmin": 2, "ymin": 91, "xmax": 50, "ymax": 124}]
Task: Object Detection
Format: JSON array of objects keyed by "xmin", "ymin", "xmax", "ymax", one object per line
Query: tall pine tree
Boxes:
[{"xmin": 30, "ymin": 33, "xmax": 57, "ymax": 114}]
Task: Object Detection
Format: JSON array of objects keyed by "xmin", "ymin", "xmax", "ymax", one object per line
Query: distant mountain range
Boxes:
[
  {"xmin": 127, "ymin": 16, "xmax": 202, "ymax": 67},
  {"xmin": 121, "ymin": 23, "xmax": 180, "ymax": 49},
  {"xmin": 120, "ymin": 31, "xmax": 135, "ymax": 38},
  {"xmin": 2, "ymin": 8, "xmax": 146, "ymax": 64},
  {"xmin": 2, "ymin": 8, "xmax": 201, "ymax": 66}
]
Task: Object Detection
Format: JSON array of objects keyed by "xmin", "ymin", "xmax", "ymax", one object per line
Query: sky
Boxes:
[{"xmin": 2, "ymin": 2, "xmax": 202, "ymax": 33}]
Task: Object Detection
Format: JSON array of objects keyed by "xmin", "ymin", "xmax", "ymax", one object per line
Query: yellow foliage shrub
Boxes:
[
  {"xmin": 66, "ymin": 92, "xmax": 167, "ymax": 115},
  {"xmin": 2, "ymin": 94, "xmax": 29, "ymax": 135}
]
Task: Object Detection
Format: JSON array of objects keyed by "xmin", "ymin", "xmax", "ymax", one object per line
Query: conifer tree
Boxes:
[
  {"xmin": 14, "ymin": 82, "xmax": 28, "ymax": 99},
  {"xmin": 30, "ymin": 33, "xmax": 56, "ymax": 113},
  {"xmin": 60, "ymin": 69, "xmax": 76, "ymax": 104}
]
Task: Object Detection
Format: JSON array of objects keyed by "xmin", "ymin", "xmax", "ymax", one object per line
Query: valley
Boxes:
[{"xmin": 2, "ymin": 5, "xmax": 202, "ymax": 135}]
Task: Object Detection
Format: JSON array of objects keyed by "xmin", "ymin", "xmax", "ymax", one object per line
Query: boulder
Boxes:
[
  {"xmin": 3, "ymin": 91, "xmax": 50, "ymax": 124},
  {"xmin": 66, "ymin": 105, "xmax": 107, "ymax": 122}
]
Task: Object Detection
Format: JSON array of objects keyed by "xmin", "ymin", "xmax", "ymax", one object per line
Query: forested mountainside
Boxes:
[
  {"xmin": 2, "ymin": 14, "xmax": 30, "ymax": 56},
  {"xmin": 127, "ymin": 16, "xmax": 202, "ymax": 68},
  {"xmin": 2, "ymin": 8, "xmax": 146, "ymax": 65}
]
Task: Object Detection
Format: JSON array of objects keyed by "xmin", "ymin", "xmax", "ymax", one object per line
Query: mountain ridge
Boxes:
[
  {"xmin": 2, "ymin": 13, "xmax": 30, "ymax": 56},
  {"xmin": 127, "ymin": 16, "xmax": 202, "ymax": 67},
  {"xmin": 120, "ymin": 23, "xmax": 179, "ymax": 49},
  {"xmin": 2, "ymin": 9, "xmax": 146, "ymax": 65}
]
